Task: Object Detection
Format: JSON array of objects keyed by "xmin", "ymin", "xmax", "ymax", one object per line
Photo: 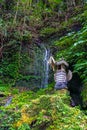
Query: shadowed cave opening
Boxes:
[{"xmin": 67, "ymin": 72, "xmax": 84, "ymax": 108}]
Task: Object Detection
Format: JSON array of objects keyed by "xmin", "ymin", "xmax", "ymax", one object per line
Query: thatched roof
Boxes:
[{"xmin": 55, "ymin": 60, "xmax": 69, "ymax": 67}]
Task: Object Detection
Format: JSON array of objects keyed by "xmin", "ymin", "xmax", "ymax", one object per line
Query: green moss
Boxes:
[
  {"xmin": 0, "ymin": 84, "xmax": 11, "ymax": 95},
  {"xmin": 13, "ymin": 90, "xmax": 86, "ymax": 130},
  {"xmin": 40, "ymin": 27, "xmax": 58, "ymax": 37},
  {"xmin": 0, "ymin": 87, "xmax": 86, "ymax": 130}
]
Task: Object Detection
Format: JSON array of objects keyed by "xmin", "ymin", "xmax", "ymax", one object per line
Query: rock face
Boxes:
[
  {"xmin": 16, "ymin": 43, "xmax": 50, "ymax": 89},
  {"xmin": 68, "ymin": 73, "xmax": 82, "ymax": 107}
]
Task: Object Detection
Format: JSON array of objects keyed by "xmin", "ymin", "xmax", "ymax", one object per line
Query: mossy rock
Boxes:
[
  {"xmin": 13, "ymin": 90, "xmax": 87, "ymax": 130},
  {"xmin": 0, "ymin": 87, "xmax": 87, "ymax": 130}
]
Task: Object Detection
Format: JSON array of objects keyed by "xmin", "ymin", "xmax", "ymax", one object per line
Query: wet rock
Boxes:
[
  {"xmin": 4, "ymin": 96, "xmax": 12, "ymax": 107},
  {"xmin": 68, "ymin": 72, "xmax": 82, "ymax": 107},
  {"xmin": 0, "ymin": 92, "xmax": 5, "ymax": 97}
]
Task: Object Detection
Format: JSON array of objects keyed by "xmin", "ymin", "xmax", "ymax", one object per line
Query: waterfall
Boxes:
[
  {"xmin": 4, "ymin": 97, "xmax": 12, "ymax": 107},
  {"xmin": 41, "ymin": 46, "xmax": 50, "ymax": 88},
  {"xmin": 32, "ymin": 43, "xmax": 50, "ymax": 88},
  {"xmin": 16, "ymin": 42, "xmax": 50, "ymax": 89}
]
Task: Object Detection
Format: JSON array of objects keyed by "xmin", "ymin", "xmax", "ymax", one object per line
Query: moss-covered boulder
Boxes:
[
  {"xmin": 0, "ymin": 87, "xmax": 87, "ymax": 130},
  {"xmin": 4, "ymin": 89, "xmax": 85, "ymax": 130}
]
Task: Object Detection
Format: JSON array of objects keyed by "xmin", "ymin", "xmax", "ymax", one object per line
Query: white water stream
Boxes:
[{"xmin": 41, "ymin": 46, "xmax": 50, "ymax": 88}]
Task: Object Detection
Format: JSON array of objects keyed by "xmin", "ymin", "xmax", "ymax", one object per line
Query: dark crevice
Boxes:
[
  {"xmin": 68, "ymin": 72, "xmax": 83, "ymax": 108},
  {"xmin": 0, "ymin": 93, "xmax": 5, "ymax": 97}
]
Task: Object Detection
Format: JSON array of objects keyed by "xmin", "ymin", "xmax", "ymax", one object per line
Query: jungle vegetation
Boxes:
[{"xmin": 0, "ymin": 0, "xmax": 87, "ymax": 129}]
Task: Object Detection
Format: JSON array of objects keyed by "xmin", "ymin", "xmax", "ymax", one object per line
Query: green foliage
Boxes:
[
  {"xmin": 54, "ymin": 12, "xmax": 87, "ymax": 105},
  {"xmin": 54, "ymin": 33, "xmax": 75, "ymax": 49},
  {"xmin": 81, "ymin": 82, "xmax": 87, "ymax": 107},
  {"xmin": 0, "ymin": 109, "xmax": 21, "ymax": 130},
  {"xmin": 0, "ymin": 84, "xmax": 11, "ymax": 96},
  {"xmin": 11, "ymin": 88, "xmax": 19, "ymax": 94},
  {"xmin": 3, "ymin": 63, "xmax": 18, "ymax": 78},
  {"xmin": 20, "ymin": 75, "xmax": 41, "ymax": 81},
  {"xmin": 0, "ymin": 2, "xmax": 87, "ymax": 129},
  {"xmin": 55, "ymin": 26, "xmax": 87, "ymax": 79},
  {"xmin": 0, "ymin": 53, "xmax": 19, "ymax": 84},
  {"xmin": 18, "ymin": 123, "xmax": 30, "ymax": 130},
  {"xmin": 0, "ymin": 0, "xmax": 87, "ymax": 85},
  {"xmin": 21, "ymin": 30, "xmax": 32, "ymax": 41},
  {"xmin": 48, "ymin": 0, "xmax": 62, "ymax": 10},
  {"xmin": 40, "ymin": 27, "xmax": 58, "ymax": 37},
  {"xmin": 0, "ymin": 86, "xmax": 87, "ymax": 130}
]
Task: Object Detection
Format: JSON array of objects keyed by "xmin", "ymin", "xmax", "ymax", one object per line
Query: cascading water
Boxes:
[
  {"xmin": 41, "ymin": 46, "xmax": 50, "ymax": 88},
  {"xmin": 16, "ymin": 42, "xmax": 50, "ymax": 89},
  {"xmin": 4, "ymin": 97, "xmax": 12, "ymax": 107}
]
